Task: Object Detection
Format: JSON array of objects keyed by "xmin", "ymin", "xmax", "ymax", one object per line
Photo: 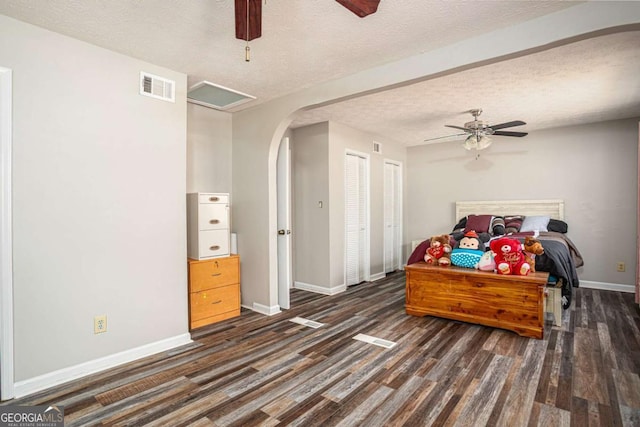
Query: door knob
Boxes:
[{"xmin": 278, "ymin": 229, "xmax": 285, "ymax": 235}]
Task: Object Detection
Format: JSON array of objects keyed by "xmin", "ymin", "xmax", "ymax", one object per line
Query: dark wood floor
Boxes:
[{"xmin": 4, "ymin": 272, "xmax": 640, "ymax": 426}]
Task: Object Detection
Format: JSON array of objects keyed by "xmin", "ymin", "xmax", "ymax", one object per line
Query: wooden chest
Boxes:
[
  {"xmin": 188, "ymin": 255, "xmax": 240, "ymax": 330},
  {"xmin": 405, "ymin": 262, "xmax": 548, "ymax": 339}
]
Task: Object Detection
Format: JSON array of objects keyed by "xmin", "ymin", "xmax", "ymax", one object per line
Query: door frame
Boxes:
[
  {"xmin": 0, "ymin": 66, "xmax": 14, "ymax": 400},
  {"xmin": 383, "ymin": 159, "xmax": 403, "ymax": 273},
  {"xmin": 344, "ymin": 149, "xmax": 371, "ymax": 286},
  {"xmin": 277, "ymin": 136, "xmax": 292, "ymax": 310},
  {"xmin": 636, "ymin": 121, "xmax": 639, "ymax": 305}
]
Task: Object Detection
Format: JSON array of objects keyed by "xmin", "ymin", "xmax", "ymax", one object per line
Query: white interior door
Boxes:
[
  {"xmin": 0, "ymin": 67, "xmax": 14, "ymax": 400},
  {"xmin": 384, "ymin": 160, "xmax": 402, "ymax": 273},
  {"xmin": 277, "ymin": 137, "xmax": 292, "ymax": 310},
  {"xmin": 345, "ymin": 152, "xmax": 369, "ymax": 286}
]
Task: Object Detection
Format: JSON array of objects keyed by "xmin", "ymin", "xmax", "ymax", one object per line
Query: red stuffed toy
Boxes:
[{"xmin": 490, "ymin": 237, "xmax": 530, "ymax": 276}]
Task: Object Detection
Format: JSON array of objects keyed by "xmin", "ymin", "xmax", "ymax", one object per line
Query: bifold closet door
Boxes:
[
  {"xmin": 384, "ymin": 161, "xmax": 402, "ymax": 273},
  {"xmin": 345, "ymin": 153, "xmax": 368, "ymax": 286}
]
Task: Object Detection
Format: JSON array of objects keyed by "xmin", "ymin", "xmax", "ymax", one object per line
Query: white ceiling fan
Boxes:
[{"xmin": 425, "ymin": 109, "xmax": 528, "ymax": 150}]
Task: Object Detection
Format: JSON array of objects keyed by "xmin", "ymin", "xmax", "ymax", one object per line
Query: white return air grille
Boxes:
[
  {"xmin": 140, "ymin": 72, "xmax": 175, "ymax": 103},
  {"xmin": 289, "ymin": 317, "xmax": 325, "ymax": 329},
  {"xmin": 353, "ymin": 333, "xmax": 397, "ymax": 349}
]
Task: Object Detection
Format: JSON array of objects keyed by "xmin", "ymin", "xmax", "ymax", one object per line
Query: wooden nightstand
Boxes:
[{"xmin": 188, "ymin": 254, "xmax": 240, "ymax": 330}]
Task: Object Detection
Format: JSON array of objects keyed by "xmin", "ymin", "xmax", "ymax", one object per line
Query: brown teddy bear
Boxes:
[
  {"xmin": 523, "ymin": 236, "xmax": 544, "ymax": 273},
  {"xmin": 424, "ymin": 234, "xmax": 452, "ymax": 266}
]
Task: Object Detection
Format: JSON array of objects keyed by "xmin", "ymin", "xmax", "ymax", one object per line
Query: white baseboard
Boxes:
[
  {"xmin": 13, "ymin": 333, "xmax": 192, "ymax": 398},
  {"xmin": 580, "ymin": 280, "xmax": 635, "ymax": 293},
  {"xmin": 294, "ymin": 281, "xmax": 346, "ymax": 296},
  {"xmin": 369, "ymin": 272, "xmax": 386, "ymax": 282},
  {"xmin": 243, "ymin": 302, "xmax": 281, "ymax": 316}
]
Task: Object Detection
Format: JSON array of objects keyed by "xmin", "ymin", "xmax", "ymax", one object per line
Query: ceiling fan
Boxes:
[
  {"xmin": 234, "ymin": 0, "xmax": 379, "ymax": 41},
  {"xmin": 234, "ymin": 0, "xmax": 380, "ymax": 60},
  {"xmin": 425, "ymin": 109, "xmax": 528, "ymax": 150}
]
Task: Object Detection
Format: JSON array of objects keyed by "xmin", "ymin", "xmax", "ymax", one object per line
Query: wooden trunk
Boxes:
[{"xmin": 405, "ymin": 262, "xmax": 547, "ymax": 338}]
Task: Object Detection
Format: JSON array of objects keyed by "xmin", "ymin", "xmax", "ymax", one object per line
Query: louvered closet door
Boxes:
[
  {"xmin": 384, "ymin": 161, "xmax": 402, "ymax": 273},
  {"xmin": 345, "ymin": 153, "xmax": 368, "ymax": 286}
]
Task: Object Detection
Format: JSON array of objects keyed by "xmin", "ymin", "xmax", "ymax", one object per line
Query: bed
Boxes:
[{"xmin": 405, "ymin": 199, "xmax": 583, "ymax": 337}]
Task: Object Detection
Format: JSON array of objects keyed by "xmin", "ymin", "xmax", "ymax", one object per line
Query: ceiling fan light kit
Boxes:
[{"xmin": 463, "ymin": 134, "xmax": 492, "ymax": 151}]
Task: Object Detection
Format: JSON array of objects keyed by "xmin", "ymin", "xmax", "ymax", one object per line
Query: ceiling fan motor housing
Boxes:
[{"xmin": 464, "ymin": 120, "xmax": 494, "ymax": 135}]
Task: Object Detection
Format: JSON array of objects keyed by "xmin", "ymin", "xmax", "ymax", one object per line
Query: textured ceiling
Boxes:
[
  {"xmin": 292, "ymin": 31, "xmax": 640, "ymax": 146},
  {"xmin": 0, "ymin": 0, "xmax": 577, "ymax": 109},
  {"xmin": 1, "ymin": 1, "xmax": 637, "ymax": 147}
]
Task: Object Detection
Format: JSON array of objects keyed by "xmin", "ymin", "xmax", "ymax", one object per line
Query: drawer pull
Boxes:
[
  {"xmin": 209, "ymin": 197, "xmax": 220, "ymax": 202},
  {"xmin": 211, "ymin": 300, "xmax": 222, "ymax": 305},
  {"xmin": 211, "ymin": 273, "xmax": 222, "ymax": 277},
  {"xmin": 209, "ymin": 219, "xmax": 220, "ymax": 224},
  {"xmin": 210, "ymin": 245, "xmax": 220, "ymax": 251}
]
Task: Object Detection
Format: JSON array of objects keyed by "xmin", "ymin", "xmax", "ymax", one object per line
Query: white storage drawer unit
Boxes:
[{"xmin": 187, "ymin": 192, "xmax": 230, "ymax": 260}]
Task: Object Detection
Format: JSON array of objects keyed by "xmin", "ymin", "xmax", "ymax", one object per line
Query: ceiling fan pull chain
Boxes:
[{"xmin": 245, "ymin": 0, "xmax": 251, "ymax": 62}]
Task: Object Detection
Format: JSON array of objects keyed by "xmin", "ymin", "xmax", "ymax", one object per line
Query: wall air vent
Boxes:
[
  {"xmin": 187, "ymin": 81, "xmax": 256, "ymax": 111},
  {"xmin": 372, "ymin": 141, "xmax": 382, "ymax": 154},
  {"xmin": 140, "ymin": 72, "xmax": 175, "ymax": 102}
]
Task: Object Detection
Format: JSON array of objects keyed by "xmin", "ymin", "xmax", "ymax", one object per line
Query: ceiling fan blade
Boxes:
[
  {"xmin": 490, "ymin": 120, "xmax": 526, "ymax": 130},
  {"xmin": 445, "ymin": 125, "xmax": 470, "ymax": 132},
  {"xmin": 335, "ymin": 0, "xmax": 380, "ymax": 17},
  {"xmin": 235, "ymin": 0, "xmax": 262, "ymax": 41},
  {"xmin": 424, "ymin": 133, "xmax": 467, "ymax": 143},
  {"xmin": 492, "ymin": 131, "xmax": 528, "ymax": 137}
]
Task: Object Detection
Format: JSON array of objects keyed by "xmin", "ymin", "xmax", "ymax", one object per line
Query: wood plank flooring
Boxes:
[{"xmin": 3, "ymin": 271, "xmax": 640, "ymax": 426}]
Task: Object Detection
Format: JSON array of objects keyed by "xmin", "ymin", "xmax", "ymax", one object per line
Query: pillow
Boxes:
[
  {"xmin": 452, "ymin": 217, "xmax": 467, "ymax": 234},
  {"xmin": 490, "ymin": 216, "xmax": 505, "ymax": 236},
  {"xmin": 548, "ymin": 219, "xmax": 568, "ymax": 233},
  {"xmin": 520, "ymin": 215, "xmax": 551, "ymax": 232},
  {"xmin": 504, "ymin": 215, "xmax": 524, "ymax": 234},
  {"xmin": 464, "ymin": 215, "xmax": 493, "ymax": 234}
]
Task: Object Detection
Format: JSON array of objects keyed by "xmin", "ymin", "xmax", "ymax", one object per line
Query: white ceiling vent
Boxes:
[
  {"xmin": 372, "ymin": 141, "xmax": 382, "ymax": 154},
  {"xmin": 140, "ymin": 72, "xmax": 175, "ymax": 103},
  {"xmin": 187, "ymin": 81, "xmax": 256, "ymax": 111}
]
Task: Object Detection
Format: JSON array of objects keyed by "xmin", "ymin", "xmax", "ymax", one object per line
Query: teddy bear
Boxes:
[
  {"xmin": 523, "ymin": 236, "xmax": 544, "ymax": 273},
  {"xmin": 490, "ymin": 237, "xmax": 530, "ymax": 275},
  {"xmin": 424, "ymin": 234, "xmax": 452, "ymax": 266},
  {"xmin": 450, "ymin": 230, "xmax": 489, "ymax": 268}
]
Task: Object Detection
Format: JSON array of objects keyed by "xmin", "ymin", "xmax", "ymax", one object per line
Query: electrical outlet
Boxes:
[
  {"xmin": 94, "ymin": 315, "xmax": 107, "ymax": 334},
  {"xmin": 616, "ymin": 262, "xmax": 626, "ymax": 272}
]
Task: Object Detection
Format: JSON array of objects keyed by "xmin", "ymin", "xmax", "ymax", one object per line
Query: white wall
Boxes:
[
  {"xmin": 187, "ymin": 103, "xmax": 232, "ymax": 193},
  {"xmin": 292, "ymin": 123, "xmax": 330, "ymax": 288},
  {"xmin": 406, "ymin": 117, "xmax": 639, "ymax": 286},
  {"xmin": 291, "ymin": 121, "xmax": 407, "ymax": 291},
  {"xmin": 327, "ymin": 122, "xmax": 407, "ymax": 285},
  {"xmin": 1, "ymin": 15, "xmax": 189, "ymax": 383}
]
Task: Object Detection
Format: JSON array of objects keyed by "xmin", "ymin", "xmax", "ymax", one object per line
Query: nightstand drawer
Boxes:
[
  {"xmin": 198, "ymin": 230, "xmax": 229, "ymax": 259},
  {"xmin": 189, "ymin": 255, "xmax": 239, "ymax": 292},
  {"xmin": 199, "ymin": 194, "xmax": 229, "ymax": 204},
  {"xmin": 198, "ymin": 203, "xmax": 229, "ymax": 230},
  {"xmin": 190, "ymin": 284, "xmax": 239, "ymax": 322}
]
